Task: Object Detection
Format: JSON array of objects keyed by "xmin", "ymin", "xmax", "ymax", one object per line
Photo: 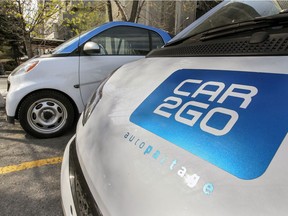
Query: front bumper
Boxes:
[
  {"xmin": 61, "ymin": 135, "xmax": 103, "ymax": 216},
  {"xmin": 7, "ymin": 115, "xmax": 15, "ymax": 124},
  {"xmin": 5, "ymin": 76, "xmax": 25, "ymax": 120},
  {"xmin": 61, "ymin": 135, "xmax": 76, "ymax": 216},
  {"xmin": 6, "ymin": 80, "xmax": 14, "ymax": 124}
]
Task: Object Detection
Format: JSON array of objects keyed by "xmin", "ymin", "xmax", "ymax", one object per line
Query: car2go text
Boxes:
[{"xmin": 153, "ymin": 73, "xmax": 258, "ymax": 136}]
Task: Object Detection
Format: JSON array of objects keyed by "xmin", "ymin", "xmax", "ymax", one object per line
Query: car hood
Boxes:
[{"xmin": 75, "ymin": 56, "xmax": 288, "ymax": 216}]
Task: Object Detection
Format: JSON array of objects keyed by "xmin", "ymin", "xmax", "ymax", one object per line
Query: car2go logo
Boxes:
[
  {"xmin": 153, "ymin": 78, "xmax": 257, "ymax": 136},
  {"xmin": 130, "ymin": 69, "xmax": 288, "ymax": 180}
]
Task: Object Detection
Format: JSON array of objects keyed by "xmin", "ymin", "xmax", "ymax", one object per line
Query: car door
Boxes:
[{"xmin": 78, "ymin": 25, "xmax": 165, "ymax": 105}]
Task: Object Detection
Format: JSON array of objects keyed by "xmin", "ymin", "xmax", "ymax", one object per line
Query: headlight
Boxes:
[
  {"xmin": 82, "ymin": 67, "xmax": 121, "ymax": 125},
  {"xmin": 11, "ymin": 60, "xmax": 39, "ymax": 76}
]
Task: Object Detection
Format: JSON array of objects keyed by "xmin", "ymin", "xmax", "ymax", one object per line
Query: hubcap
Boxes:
[{"xmin": 27, "ymin": 98, "xmax": 68, "ymax": 134}]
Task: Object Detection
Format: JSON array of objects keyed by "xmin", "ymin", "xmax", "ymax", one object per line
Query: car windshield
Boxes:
[
  {"xmin": 170, "ymin": 0, "xmax": 287, "ymax": 44},
  {"xmin": 51, "ymin": 35, "xmax": 80, "ymax": 54},
  {"xmin": 51, "ymin": 27, "xmax": 98, "ymax": 54}
]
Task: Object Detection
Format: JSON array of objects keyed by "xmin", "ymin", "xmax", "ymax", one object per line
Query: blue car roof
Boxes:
[{"xmin": 55, "ymin": 21, "xmax": 172, "ymax": 54}]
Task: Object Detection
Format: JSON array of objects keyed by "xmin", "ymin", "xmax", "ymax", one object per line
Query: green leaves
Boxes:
[{"xmin": 63, "ymin": 0, "xmax": 106, "ymax": 35}]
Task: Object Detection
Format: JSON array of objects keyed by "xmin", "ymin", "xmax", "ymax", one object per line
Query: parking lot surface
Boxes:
[{"xmin": 0, "ymin": 107, "xmax": 75, "ymax": 215}]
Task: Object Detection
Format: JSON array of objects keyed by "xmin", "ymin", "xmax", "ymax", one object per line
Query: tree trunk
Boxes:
[
  {"xmin": 128, "ymin": 0, "xmax": 139, "ymax": 22},
  {"xmin": 135, "ymin": 0, "xmax": 145, "ymax": 23},
  {"xmin": 107, "ymin": 0, "xmax": 113, "ymax": 22},
  {"xmin": 23, "ymin": 33, "xmax": 33, "ymax": 59}
]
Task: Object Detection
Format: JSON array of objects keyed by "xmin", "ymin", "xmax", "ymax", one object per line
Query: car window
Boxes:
[
  {"xmin": 175, "ymin": 0, "xmax": 285, "ymax": 42},
  {"xmin": 89, "ymin": 26, "xmax": 164, "ymax": 55},
  {"xmin": 151, "ymin": 31, "xmax": 165, "ymax": 49}
]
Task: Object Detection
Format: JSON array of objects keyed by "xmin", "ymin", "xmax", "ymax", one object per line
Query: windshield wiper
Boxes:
[{"xmin": 165, "ymin": 12, "xmax": 288, "ymax": 47}]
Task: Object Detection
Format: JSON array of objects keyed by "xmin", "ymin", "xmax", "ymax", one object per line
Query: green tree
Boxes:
[
  {"xmin": 0, "ymin": 2, "xmax": 24, "ymax": 65},
  {"xmin": 0, "ymin": 0, "xmax": 63, "ymax": 59},
  {"xmin": 62, "ymin": 0, "xmax": 107, "ymax": 36}
]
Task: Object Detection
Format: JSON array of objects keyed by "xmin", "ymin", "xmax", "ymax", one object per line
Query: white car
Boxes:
[
  {"xmin": 61, "ymin": 1, "xmax": 288, "ymax": 216},
  {"xmin": 5, "ymin": 21, "xmax": 171, "ymax": 138}
]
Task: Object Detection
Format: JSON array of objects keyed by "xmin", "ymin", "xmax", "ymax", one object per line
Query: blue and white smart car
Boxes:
[
  {"xmin": 61, "ymin": 1, "xmax": 288, "ymax": 215},
  {"xmin": 5, "ymin": 22, "xmax": 171, "ymax": 138}
]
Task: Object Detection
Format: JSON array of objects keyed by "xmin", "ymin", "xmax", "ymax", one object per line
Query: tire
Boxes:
[{"xmin": 18, "ymin": 90, "xmax": 75, "ymax": 138}]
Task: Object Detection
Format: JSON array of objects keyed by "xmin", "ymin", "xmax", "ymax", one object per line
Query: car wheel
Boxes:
[{"xmin": 18, "ymin": 90, "xmax": 75, "ymax": 138}]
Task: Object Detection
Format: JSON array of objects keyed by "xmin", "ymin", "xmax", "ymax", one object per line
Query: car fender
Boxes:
[{"xmin": 6, "ymin": 56, "xmax": 84, "ymax": 117}]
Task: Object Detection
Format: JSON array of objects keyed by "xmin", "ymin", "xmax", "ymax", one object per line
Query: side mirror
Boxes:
[{"xmin": 83, "ymin": 41, "xmax": 100, "ymax": 55}]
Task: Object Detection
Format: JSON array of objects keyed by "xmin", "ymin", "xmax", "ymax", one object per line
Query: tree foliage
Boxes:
[
  {"xmin": 0, "ymin": 1, "xmax": 26, "ymax": 63},
  {"xmin": 0, "ymin": 0, "xmax": 63, "ymax": 58},
  {"xmin": 0, "ymin": 0, "xmax": 108, "ymax": 59},
  {"xmin": 62, "ymin": 0, "xmax": 106, "ymax": 36}
]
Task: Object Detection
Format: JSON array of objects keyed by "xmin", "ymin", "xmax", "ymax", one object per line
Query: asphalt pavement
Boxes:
[{"xmin": 0, "ymin": 75, "xmax": 75, "ymax": 215}]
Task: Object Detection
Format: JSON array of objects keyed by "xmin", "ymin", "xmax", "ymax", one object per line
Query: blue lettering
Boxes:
[
  {"xmin": 152, "ymin": 150, "xmax": 161, "ymax": 159},
  {"xmin": 144, "ymin": 145, "xmax": 153, "ymax": 155}
]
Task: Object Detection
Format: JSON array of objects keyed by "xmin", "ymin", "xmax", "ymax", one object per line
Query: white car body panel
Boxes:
[
  {"xmin": 79, "ymin": 55, "xmax": 142, "ymax": 104},
  {"xmin": 6, "ymin": 57, "xmax": 84, "ymax": 117},
  {"xmin": 61, "ymin": 1, "xmax": 288, "ymax": 215},
  {"xmin": 61, "ymin": 56, "xmax": 288, "ymax": 215}
]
